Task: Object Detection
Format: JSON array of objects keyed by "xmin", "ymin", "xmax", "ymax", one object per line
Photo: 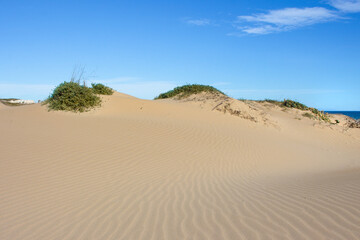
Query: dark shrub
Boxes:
[
  {"xmin": 155, "ymin": 84, "xmax": 225, "ymax": 99},
  {"xmin": 91, "ymin": 83, "xmax": 114, "ymax": 95},
  {"xmin": 282, "ymin": 100, "xmax": 308, "ymax": 110},
  {"xmin": 46, "ymin": 82, "xmax": 101, "ymax": 112}
]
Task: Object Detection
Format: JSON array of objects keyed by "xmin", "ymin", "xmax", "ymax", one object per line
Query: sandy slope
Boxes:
[
  {"xmin": 0, "ymin": 102, "xmax": 8, "ymax": 109},
  {"xmin": 0, "ymin": 92, "xmax": 359, "ymax": 240}
]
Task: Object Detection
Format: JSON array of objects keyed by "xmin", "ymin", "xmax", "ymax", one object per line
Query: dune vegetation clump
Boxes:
[
  {"xmin": 251, "ymin": 99, "xmax": 330, "ymax": 122},
  {"xmin": 91, "ymin": 83, "xmax": 114, "ymax": 95},
  {"xmin": 282, "ymin": 99, "xmax": 308, "ymax": 110},
  {"xmin": 281, "ymin": 99, "xmax": 330, "ymax": 122},
  {"xmin": 46, "ymin": 82, "xmax": 101, "ymax": 112},
  {"xmin": 155, "ymin": 84, "xmax": 225, "ymax": 100}
]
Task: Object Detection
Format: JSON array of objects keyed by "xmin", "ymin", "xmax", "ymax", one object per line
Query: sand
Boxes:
[
  {"xmin": 0, "ymin": 102, "xmax": 8, "ymax": 109},
  {"xmin": 0, "ymin": 92, "xmax": 359, "ymax": 239}
]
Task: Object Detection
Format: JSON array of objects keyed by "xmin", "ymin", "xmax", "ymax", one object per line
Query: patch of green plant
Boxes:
[
  {"xmin": 310, "ymin": 108, "xmax": 330, "ymax": 122},
  {"xmin": 91, "ymin": 83, "xmax": 114, "ymax": 95},
  {"xmin": 255, "ymin": 99, "xmax": 283, "ymax": 106},
  {"xmin": 46, "ymin": 81, "xmax": 101, "ymax": 112},
  {"xmin": 282, "ymin": 100, "xmax": 308, "ymax": 110},
  {"xmin": 155, "ymin": 84, "xmax": 225, "ymax": 99},
  {"xmin": 264, "ymin": 99, "xmax": 282, "ymax": 104},
  {"xmin": 252, "ymin": 98, "xmax": 330, "ymax": 122}
]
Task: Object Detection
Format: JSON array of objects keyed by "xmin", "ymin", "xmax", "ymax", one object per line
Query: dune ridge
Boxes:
[{"xmin": 0, "ymin": 92, "xmax": 359, "ymax": 239}]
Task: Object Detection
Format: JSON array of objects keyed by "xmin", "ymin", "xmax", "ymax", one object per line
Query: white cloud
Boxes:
[
  {"xmin": 237, "ymin": 7, "xmax": 340, "ymax": 34},
  {"xmin": 241, "ymin": 25, "xmax": 282, "ymax": 35},
  {"xmin": 186, "ymin": 18, "xmax": 211, "ymax": 26},
  {"xmin": 329, "ymin": 0, "xmax": 360, "ymax": 12},
  {"xmin": 239, "ymin": 7, "xmax": 338, "ymax": 26}
]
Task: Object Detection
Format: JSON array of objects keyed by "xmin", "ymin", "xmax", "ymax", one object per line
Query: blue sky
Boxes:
[{"xmin": 0, "ymin": 0, "xmax": 359, "ymax": 110}]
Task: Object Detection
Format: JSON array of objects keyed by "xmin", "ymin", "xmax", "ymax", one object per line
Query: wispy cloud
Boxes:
[
  {"xmin": 185, "ymin": 1, "xmax": 359, "ymax": 35},
  {"xmin": 237, "ymin": 7, "xmax": 340, "ymax": 35},
  {"xmin": 185, "ymin": 18, "xmax": 211, "ymax": 26},
  {"xmin": 329, "ymin": 0, "xmax": 360, "ymax": 12},
  {"xmin": 241, "ymin": 25, "xmax": 281, "ymax": 35}
]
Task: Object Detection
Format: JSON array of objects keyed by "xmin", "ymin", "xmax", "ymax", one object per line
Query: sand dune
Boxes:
[
  {"xmin": 1, "ymin": 92, "xmax": 359, "ymax": 239},
  {"xmin": 0, "ymin": 102, "xmax": 8, "ymax": 109}
]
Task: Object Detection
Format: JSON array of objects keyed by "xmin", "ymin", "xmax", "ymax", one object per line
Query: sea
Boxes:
[{"xmin": 325, "ymin": 111, "xmax": 360, "ymax": 120}]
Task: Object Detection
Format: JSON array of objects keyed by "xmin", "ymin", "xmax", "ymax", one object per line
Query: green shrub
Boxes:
[
  {"xmin": 91, "ymin": 83, "xmax": 114, "ymax": 95},
  {"xmin": 255, "ymin": 99, "xmax": 282, "ymax": 106},
  {"xmin": 155, "ymin": 84, "xmax": 225, "ymax": 99},
  {"xmin": 263, "ymin": 99, "xmax": 282, "ymax": 104},
  {"xmin": 282, "ymin": 100, "xmax": 308, "ymax": 110},
  {"xmin": 46, "ymin": 82, "xmax": 101, "ymax": 112},
  {"xmin": 311, "ymin": 108, "xmax": 330, "ymax": 122},
  {"xmin": 253, "ymin": 98, "xmax": 330, "ymax": 122}
]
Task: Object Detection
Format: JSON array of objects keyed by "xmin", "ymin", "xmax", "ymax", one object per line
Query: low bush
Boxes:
[
  {"xmin": 91, "ymin": 83, "xmax": 114, "ymax": 95},
  {"xmin": 46, "ymin": 82, "xmax": 101, "ymax": 112},
  {"xmin": 282, "ymin": 100, "xmax": 308, "ymax": 110},
  {"xmin": 254, "ymin": 98, "xmax": 330, "ymax": 122},
  {"xmin": 263, "ymin": 99, "xmax": 282, "ymax": 104},
  {"xmin": 155, "ymin": 84, "xmax": 225, "ymax": 99}
]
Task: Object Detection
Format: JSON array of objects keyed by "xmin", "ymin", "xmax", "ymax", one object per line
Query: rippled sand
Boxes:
[{"xmin": 1, "ymin": 93, "xmax": 359, "ymax": 239}]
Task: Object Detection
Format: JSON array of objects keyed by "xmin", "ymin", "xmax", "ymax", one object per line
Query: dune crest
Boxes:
[{"xmin": 1, "ymin": 92, "xmax": 359, "ymax": 239}]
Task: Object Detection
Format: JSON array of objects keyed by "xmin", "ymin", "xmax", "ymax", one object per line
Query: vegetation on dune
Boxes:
[
  {"xmin": 45, "ymin": 82, "xmax": 101, "ymax": 112},
  {"xmin": 91, "ymin": 83, "xmax": 114, "ymax": 95},
  {"xmin": 45, "ymin": 66, "xmax": 115, "ymax": 112},
  {"xmin": 254, "ymin": 99, "xmax": 283, "ymax": 105},
  {"xmin": 262, "ymin": 99, "xmax": 282, "ymax": 104},
  {"xmin": 282, "ymin": 99, "xmax": 308, "ymax": 110},
  {"xmin": 45, "ymin": 77, "xmax": 114, "ymax": 112},
  {"xmin": 243, "ymin": 98, "xmax": 331, "ymax": 122},
  {"xmin": 281, "ymin": 100, "xmax": 330, "ymax": 122},
  {"xmin": 155, "ymin": 84, "xmax": 225, "ymax": 100}
]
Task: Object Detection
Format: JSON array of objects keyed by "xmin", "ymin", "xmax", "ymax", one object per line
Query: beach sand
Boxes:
[{"xmin": 1, "ymin": 92, "xmax": 359, "ymax": 239}]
